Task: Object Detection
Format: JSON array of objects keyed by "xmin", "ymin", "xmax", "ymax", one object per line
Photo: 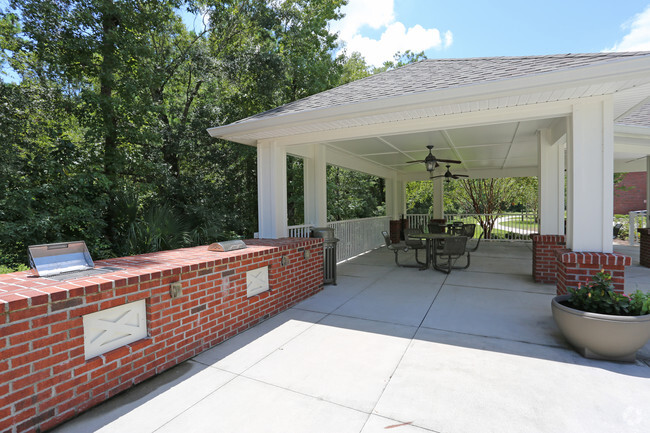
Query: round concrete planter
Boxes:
[{"xmin": 551, "ymin": 295, "xmax": 650, "ymax": 362}]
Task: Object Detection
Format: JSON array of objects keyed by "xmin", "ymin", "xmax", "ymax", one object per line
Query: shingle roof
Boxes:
[
  {"xmin": 617, "ymin": 101, "xmax": 650, "ymax": 127},
  {"xmin": 236, "ymin": 52, "xmax": 650, "ymax": 125}
]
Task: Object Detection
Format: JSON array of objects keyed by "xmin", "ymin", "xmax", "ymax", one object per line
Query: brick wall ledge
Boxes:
[
  {"xmin": 0, "ymin": 237, "xmax": 324, "ymax": 433},
  {"xmin": 0, "ymin": 238, "xmax": 322, "ymax": 315},
  {"xmin": 556, "ymin": 251, "xmax": 632, "ymax": 267}
]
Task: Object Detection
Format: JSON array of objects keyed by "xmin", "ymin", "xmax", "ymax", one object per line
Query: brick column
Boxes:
[
  {"xmin": 638, "ymin": 228, "xmax": 650, "ymax": 268},
  {"xmin": 555, "ymin": 250, "xmax": 632, "ymax": 295},
  {"xmin": 531, "ymin": 234, "xmax": 566, "ymax": 283}
]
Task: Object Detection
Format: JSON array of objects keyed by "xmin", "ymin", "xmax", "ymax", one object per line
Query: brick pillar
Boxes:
[
  {"xmin": 531, "ymin": 234, "xmax": 566, "ymax": 283},
  {"xmin": 638, "ymin": 228, "xmax": 650, "ymax": 268},
  {"xmin": 555, "ymin": 251, "xmax": 632, "ymax": 295}
]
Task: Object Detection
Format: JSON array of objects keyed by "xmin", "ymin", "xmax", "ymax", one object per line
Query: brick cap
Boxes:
[
  {"xmin": 557, "ymin": 251, "xmax": 632, "ymax": 266},
  {"xmin": 530, "ymin": 234, "xmax": 566, "ymax": 243},
  {"xmin": 637, "ymin": 227, "xmax": 650, "ymax": 235}
]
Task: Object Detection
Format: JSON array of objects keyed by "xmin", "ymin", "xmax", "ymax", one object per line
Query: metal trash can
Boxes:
[{"xmin": 311, "ymin": 227, "xmax": 339, "ymax": 285}]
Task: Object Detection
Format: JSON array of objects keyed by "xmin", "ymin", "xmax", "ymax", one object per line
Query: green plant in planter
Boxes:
[{"xmin": 566, "ymin": 270, "xmax": 650, "ymax": 316}]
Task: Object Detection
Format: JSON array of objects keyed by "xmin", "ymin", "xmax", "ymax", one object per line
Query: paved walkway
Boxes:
[{"xmin": 53, "ymin": 243, "xmax": 650, "ymax": 433}]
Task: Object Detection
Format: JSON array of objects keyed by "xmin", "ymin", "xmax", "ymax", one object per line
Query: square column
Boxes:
[
  {"xmin": 566, "ymin": 98, "xmax": 614, "ymax": 252},
  {"xmin": 257, "ymin": 141, "xmax": 288, "ymax": 238},
  {"xmin": 432, "ymin": 177, "xmax": 444, "ymax": 220},
  {"xmin": 385, "ymin": 176, "xmax": 405, "ymax": 220},
  {"xmin": 537, "ymin": 128, "xmax": 564, "ymax": 235},
  {"xmin": 303, "ymin": 144, "xmax": 327, "ymax": 227}
]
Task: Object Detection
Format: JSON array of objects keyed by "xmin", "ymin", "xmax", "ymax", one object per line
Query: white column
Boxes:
[
  {"xmin": 566, "ymin": 98, "xmax": 614, "ymax": 252},
  {"xmin": 385, "ymin": 176, "xmax": 405, "ymax": 219},
  {"xmin": 303, "ymin": 144, "xmax": 327, "ymax": 227},
  {"xmin": 257, "ymin": 140, "xmax": 288, "ymax": 238},
  {"xmin": 537, "ymin": 128, "xmax": 565, "ymax": 234},
  {"xmin": 432, "ymin": 177, "xmax": 444, "ymax": 219},
  {"xmin": 647, "ymin": 156, "xmax": 650, "ymax": 227}
]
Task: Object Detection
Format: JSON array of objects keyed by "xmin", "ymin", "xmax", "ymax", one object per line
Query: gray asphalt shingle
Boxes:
[{"xmin": 234, "ymin": 52, "xmax": 650, "ymax": 127}]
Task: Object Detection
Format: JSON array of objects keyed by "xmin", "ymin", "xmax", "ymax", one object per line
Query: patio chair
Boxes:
[
  {"xmin": 381, "ymin": 231, "xmax": 420, "ymax": 268},
  {"xmin": 433, "ymin": 236, "xmax": 469, "ymax": 274},
  {"xmin": 466, "ymin": 231, "xmax": 484, "ymax": 252},
  {"xmin": 613, "ymin": 223, "xmax": 622, "ymax": 239},
  {"xmin": 461, "ymin": 223, "xmax": 476, "ymax": 238},
  {"xmin": 403, "ymin": 227, "xmax": 427, "ymax": 265}
]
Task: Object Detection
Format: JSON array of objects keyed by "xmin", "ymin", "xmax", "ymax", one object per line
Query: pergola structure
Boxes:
[{"xmin": 208, "ymin": 52, "xmax": 650, "ymax": 289}]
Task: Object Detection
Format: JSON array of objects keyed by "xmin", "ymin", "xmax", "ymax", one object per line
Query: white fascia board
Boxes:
[
  {"xmin": 615, "ymin": 124, "xmax": 650, "ymax": 139},
  {"xmin": 207, "ymin": 55, "xmax": 650, "ymax": 143}
]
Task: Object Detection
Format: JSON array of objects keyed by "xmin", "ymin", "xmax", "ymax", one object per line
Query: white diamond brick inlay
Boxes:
[
  {"xmin": 247, "ymin": 266, "xmax": 269, "ymax": 297},
  {"xmin": 83, "ymin": 299, "xmax": 147, "ymax": 359}
]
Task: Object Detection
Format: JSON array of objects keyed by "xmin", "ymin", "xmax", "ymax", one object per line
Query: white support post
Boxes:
[
  {"xmin": 303, "ymin": 144, "xmax": 327, "ymax": 227},
  {"xmin": 537, "ymin": 128, "xmax": 565, "ymax": 234},
  {"xmin": 432, "ymin": 177, "xmax": 444, "ymax": 220},
  {"xmin": 647, "ymin": 156, "xmax": 650, "ymax": 227},
  {"xmin": 385, "ymin": 176, "xmax": 405, "ymax": 220},
  {"xmin": 566, "ymin": 98, "xmax": 614, "ymax": 252},
  {"xmin": 257, "ymin": 141, "xmax": 288, "ymax": 239}
]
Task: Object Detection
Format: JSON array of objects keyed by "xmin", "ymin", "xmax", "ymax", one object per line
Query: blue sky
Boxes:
[{"xmin": 330, "ymin": 0, "xmax": 650, "ymax": 66}]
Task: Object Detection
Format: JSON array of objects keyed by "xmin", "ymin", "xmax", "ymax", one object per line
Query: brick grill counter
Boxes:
[{"xmin": 0, "ymin": 238, "xmax": 323, "ymax": 433}]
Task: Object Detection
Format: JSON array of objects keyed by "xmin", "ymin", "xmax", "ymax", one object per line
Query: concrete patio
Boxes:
[{"xmin": 52, "ymin": 242, "xmax": 650, "ymax": 433}]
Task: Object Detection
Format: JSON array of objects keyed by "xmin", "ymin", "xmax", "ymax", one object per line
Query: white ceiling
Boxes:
[{"xmin": 324, "ymin": 118, "xmax": 559, "ymax": 178}]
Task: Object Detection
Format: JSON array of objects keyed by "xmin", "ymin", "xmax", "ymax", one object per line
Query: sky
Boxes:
[{"xmin": 329, "ymin": 0, "xmax": 650, "ymax": 66}]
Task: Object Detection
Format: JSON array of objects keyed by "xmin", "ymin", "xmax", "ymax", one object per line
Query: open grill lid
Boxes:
[{"xmin": 28, "ymin": 241, "xmax": 95, "ymax": 277}]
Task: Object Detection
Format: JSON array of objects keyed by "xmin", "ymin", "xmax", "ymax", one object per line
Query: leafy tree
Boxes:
[
  {"xmin": 0, "ymin": 0, "xmax": 348, "ymax": 268},
  {"xmin": 327, "ymin": 165, "xmax": 385, "ymax": 221}
]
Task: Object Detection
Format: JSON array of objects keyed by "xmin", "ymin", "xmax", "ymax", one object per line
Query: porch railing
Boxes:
[
  {"xmin": 406, "ymin": 213, "xmax": 537, "ymax": 242},
  {"xmin": 628, "ymin": 210, "xmax": 648, "ymax": 245},
  {"xmin": 288, "ymin": 216, "xmax": 390, "ymax": 263},
  {"xmin": 328, "ymin": 216, "xmax": 390, "ymax": 262}
]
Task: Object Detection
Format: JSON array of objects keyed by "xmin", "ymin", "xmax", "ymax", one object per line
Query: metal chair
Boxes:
[
  {"xmin": 403, "ymin": 227, "xmax": 426, "ymax": 265},
  {"xmin": 613, "ymin": 223, "xmax": 623, "ymax": 239},
  {"xmin": 382, "ymin": 231, "xmax": 419, "ymax": 268},
  {"xmin": 461, "ymin": 223, "xmax": 476, "ymax": 238},
  {"xmin": 466, "ymin": 231, "xmax": 484, "ymax": 252},
  {"xmin": 433, "ymin": 236, "xmax": 469, "ymax": 273}
]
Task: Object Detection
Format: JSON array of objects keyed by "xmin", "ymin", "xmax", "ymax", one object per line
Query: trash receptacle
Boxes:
[{"xmin": 311, "ymin": 227, "xmax": 339, "ymax": 285}]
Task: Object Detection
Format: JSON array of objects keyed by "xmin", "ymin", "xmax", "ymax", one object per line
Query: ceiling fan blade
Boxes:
[
  {"xmin": 406, "ymin": 160, "xmax": 426, "ymax": 164},
  {"xmin": 431, "ymin": 175, "xmax": 444, "ymax": 179},
  {"xmin": 437, "ymin": 158, "xmax": 462, "ymax": 164},
  {"xmin": 454, "ymin": 174, "xmax": 469, "ymax": 178}
]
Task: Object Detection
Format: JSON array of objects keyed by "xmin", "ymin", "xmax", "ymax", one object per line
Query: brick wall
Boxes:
[
  {"xmin": 0, "ymin": 238, "xmax": 323, "ymax": 433},
  {"xmin": 614, "ymin": 171, "xmax": 647, "ymax": 214},
  {"xmin": 555, "ymin": 250, "xmax": 631, "ymax": 295},
  {"xmin": 639, "ymin": 228, "xmax": 650, "ymax": 268},
  {"xmin": 531, "ymin": 234, "xmax": 566, "ymax": 283}
]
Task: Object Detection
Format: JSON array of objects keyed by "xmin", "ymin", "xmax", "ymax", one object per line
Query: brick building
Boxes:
[{"xmin": 614, "ymin": 171, "xmax": 647, "ymax": 214}]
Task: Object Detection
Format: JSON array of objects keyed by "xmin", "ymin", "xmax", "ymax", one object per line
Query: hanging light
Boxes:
[{"xmin": 424, "ymin": 146, "xmax": 438, "ymax": 173}]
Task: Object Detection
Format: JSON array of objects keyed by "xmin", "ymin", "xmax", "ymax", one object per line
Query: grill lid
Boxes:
[{"xmin": 28, "ymin": 241, "xmax": 95, "ymax": 277}]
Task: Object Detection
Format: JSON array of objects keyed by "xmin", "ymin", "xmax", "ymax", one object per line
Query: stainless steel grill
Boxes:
[{"xmin": 28, "ymin": 241, "xmax": 122, "ymax": 280}]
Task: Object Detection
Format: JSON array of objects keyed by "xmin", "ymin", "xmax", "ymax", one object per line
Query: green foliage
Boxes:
[
  {"xmin": 567, "ymin": 271, "xmax": 650, "ymax": 316},
  {"xmin": 287, "ymin": 155, "xmax": 305, "ymax": 226},
  {"xmin": 0, "ymin": 263, "xmax": 30, "ymax": 274},
  {"xmin": 0, "ymin": 0, "xmax": 348, "ymax": 269},
  {"xmin": 327, "ymin": 165, "xmax": 385, "ymax": 221}
]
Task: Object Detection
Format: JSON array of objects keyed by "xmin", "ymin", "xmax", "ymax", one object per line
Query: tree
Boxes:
[
  {"xmin": 455, "ymin": 178, "xmax": 532, "ymax": 238},
  {"xmin": 0, "ymin": 0, "xmax": 349, "ymax": 268}
]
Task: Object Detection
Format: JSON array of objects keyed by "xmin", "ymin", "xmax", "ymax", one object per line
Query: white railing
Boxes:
[
  {"xmin": 628, "ymin": 210, "xmax": 648, "ymax": 245},
  {"xmin": 288, "ymin": 224, "xmax": 314, "ymax": 238},
  {"xmin": 407, "ymin": 213, "xmax": 537, "ymax": 242},
  {"xmin": 288, "ymin": 217, "xmax": 390, "ymax": 262},
  {"xmin": 328, "ymin": 216, "xmax": 390, "ymax": 262}
]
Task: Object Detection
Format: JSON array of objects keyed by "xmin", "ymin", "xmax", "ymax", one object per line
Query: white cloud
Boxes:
[
  {"xmin": 330, "ymin": 0, "xmax": 451, "ymax": 66},
  {"xmin": 607, "ymin": 6, "xmax": 650, "ymax": 52}
]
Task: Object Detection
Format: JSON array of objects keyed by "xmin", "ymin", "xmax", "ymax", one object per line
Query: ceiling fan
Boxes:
[
  {"xmin": 431, "ymin": 165, "xmax": 469, "ymax": 182},
  {"xmin": 406, "ymin": 145, "xmax": 461, "ymax": 174}
]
